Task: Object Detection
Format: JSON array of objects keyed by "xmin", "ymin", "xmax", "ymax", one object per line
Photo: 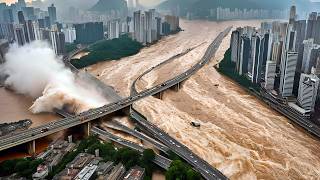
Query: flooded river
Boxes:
[
  {"xmin": 0, "ymin": 88, "xmax": 58, "ymax": 128},
  {"xmin": 88, "ymin": 19, "xmax": 320, "ymax": 179}
]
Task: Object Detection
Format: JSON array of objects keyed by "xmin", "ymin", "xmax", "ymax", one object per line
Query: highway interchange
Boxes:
[
  {"xmin": 104, "ymin": 119, "xmax": 170, "ymax": 154},
  {"xmin": 0, "ymin": 26, "xmax": 232, "ymax": 179},
  {"xmin": 91, "ymin": 126, "xmax": 172, "ymax": 170}
]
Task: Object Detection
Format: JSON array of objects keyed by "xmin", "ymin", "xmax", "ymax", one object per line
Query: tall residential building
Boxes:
[
  {"xmin": 50, "ymin": 31, "xmax": 65, "ymax": 55},
  {"xmin": 293, "ymin": 20, "xmax": 306, "ymax": 71},
  {"xmin": 33, "ymin": 21, "xmax": 41, "ymax": 40},
  {"xmin": 279, "ymin": 51, "xmax": 298, "ymax": 97},
  {"xmin": 3, "ymin": 9, "xmax": 14, "ymax": 23},
  {"xmin": 133, "ymin": 10, "xmax": 142, "ymax": 42},
  {"xmin": 284, "ymin": 24, "xmax": 296, "ymax": 52},
  {"xmin": 38, "ymin": 19, "xmax": 45, "ymax": 28},
  {"xmin": 156, "ymin": 17, "xmax": 162, "ymax": 38},
  {"xmin": 297, "ymin": 73, "xmax": 320, "ymax": 111},
  {"xmin": 289, "ymin": 5, "xmax": 296, "ymax": 24},
  {"xmin": 302, "ymin": 39, "xmax": 320, "ymax": 74},
  {"xmin": 0, "ymin": 39, "xmax": 9, "ymax": 64},
  {"xmin": 141, "ymin": 13, "xmax": 146, "ymax": 44},
  {"xmin": 26, "ymin": 20, "xmax": 35, "ymax": 41},
  {"xmin": 292, "ymin": 20, "xmax": 307, "ymax": 96},
  {"xmin": 271, "ymin": 41, "xmax": 282, "ymax": 64},
  {"xmin": 13, "ymin": 24, "xmax": 26, "ymax": 45},
  {"xmin": 108, "ymin": 20, "xmax": 120, "ymax": 40},
  {"xmin": 74, "ymin": 22, "xmax": 104, "ymax": 44},
  {"xmin": 44, "ymin": 16, "xmax": 51, "ymax": 29},
  {"xmin": 161, "ymin": 22, "xmax": 170, "ymax": 36},
  {"xmin": 306, "ymin": 12, "xmax": 320, "ymax": 44},
  {"xmin": 48, "ymin": 4, "xmax": 57, "ymax": 24},
  {"xmin": 230, "ymin": 28, "xmax": 242, "ymax": 64},
  {"xmin": 22, "ymin": 7, "xmax": 35, "ymax": 20},
  {"xmin": 238, "ymin": 35, "xmax": 251, "ymax": 75},
  {"xmin": 164, "ymin": 15, "xmax": 179, "ymax": 32},
  {"xmin": 62, "ymin": 28, "xmax": 76, "ymax": 43},
  {"xmin": 145, "ymin": 10, "xmax": 152, "ymax": 43},
  {"xmin": 0, "ymin": 23, "xmax": 15, "ymax": 42},
  {"xmin": 250, "ymin": 33, "xmax": 263, "ymax": 84},
  {"xmin": 18, "ymin": 11, "xmax": 25, "ymax": 24},
  {"xmin": 314, "ymin": 57, "xmax": 320, "ymax": 76},
  {"xmin": 261, "ymin": 32, "xmax": 272, "ymax": 68},
  {"xmin": 264, "ymin": 60, "xmax": 277, "ymax": 90}
]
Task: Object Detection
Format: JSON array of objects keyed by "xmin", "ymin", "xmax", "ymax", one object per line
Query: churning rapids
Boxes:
[{"xmin": 87, "ymin": 20, "xmax": 320, "ymax": 179}]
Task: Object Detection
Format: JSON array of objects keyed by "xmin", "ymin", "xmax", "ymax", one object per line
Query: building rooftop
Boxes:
[{"xmin": 124, "ymin": 166, "xmax": 145, "ymax": 180}]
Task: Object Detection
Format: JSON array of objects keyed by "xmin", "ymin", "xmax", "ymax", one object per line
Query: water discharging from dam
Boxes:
[
  {"xmin": 0, "ymin": 41, "xmax": 108, "ymax": 116},
  {"xmin": 88, "ymin": 20, "xmax": 320, "ymax": 179}
]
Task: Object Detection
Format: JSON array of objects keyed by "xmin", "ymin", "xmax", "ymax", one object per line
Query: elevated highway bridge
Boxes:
[{"xmin": 0, "ymin": 27, "xmax": 232, "ymax": 180}]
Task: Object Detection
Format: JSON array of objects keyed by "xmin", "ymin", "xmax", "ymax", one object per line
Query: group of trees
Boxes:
[
  {"xmin": 71, "ymin": 35, "xmax": 143, "ymax": 69},
  {"xmin": 166, "ymin": 160, "xmax": 202, "ymax": 180},
  {"xmin": 0, "ymin": 158, "xmax": 43, "ymax": 179},
  {"xmin": 165, "ymin": 150, "xmax": 201, "ymax": 180},
  {"xmin": 217, "ymin": 48, "xmax": 260, "ymax": 91},
  {"xmin": 65, "ymin": 43, "xmax": 78, "ymax": 53}
]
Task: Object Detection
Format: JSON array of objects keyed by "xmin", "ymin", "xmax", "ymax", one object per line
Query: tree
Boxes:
[
  {"xmin": 142, "ymin": 149, "xmax": 156, "ymax": 163},
  {"xmin": 166, "ymin": 160, "xmax": 201, "ymax": 180}
]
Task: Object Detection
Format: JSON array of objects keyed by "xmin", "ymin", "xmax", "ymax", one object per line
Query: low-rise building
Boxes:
[
  {"xmin": 96, "ymin": 161, "xmax": 114, "ymax": 179},
  {"xmin": 106, "ymin": 163, "xmax": 126, "ymax": 180},
  {"xmin": 123, "ymin": 166, "xmax": 145, "ymax": 180},
  {"xmin": 32, "ymin": 164, "xmax": 49, "ymax": 180}
]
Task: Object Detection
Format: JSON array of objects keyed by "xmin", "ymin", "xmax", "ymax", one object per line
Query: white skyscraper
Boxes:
[
  {"xmin": 250, "ymin": 33, "xmax": 263, "ymax": 84},
  {"xmin": 279, "ymin": 51, "xmax": 298, "ymax": 97},
  {"xmin": 264, "ymin": 60, "xmax": 277, "ymax": 90},
  {"xmin": 297, "ymin": 73, "xmax": 320, "ymax": 111},
  {"xmin": 108, "ymin": 20, "xmax": 120, "ymax": 40},
  {"xmin": 62, "ymin": 27, "xmax": 76, "ymax": 43}
]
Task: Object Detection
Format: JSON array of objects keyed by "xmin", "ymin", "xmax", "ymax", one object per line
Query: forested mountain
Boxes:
[{"xmin": 90, "ymin": 0, "xmax": 127, "ymax": 12}]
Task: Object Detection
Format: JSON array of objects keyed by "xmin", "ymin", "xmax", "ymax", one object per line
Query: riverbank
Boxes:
[
  {"xmin": 71, "ymin": 35, "xmax": 143, "ymax": 69},
  {"xmin": 216, "ymin": 47, "xmax": 320, "ymax": 135}
]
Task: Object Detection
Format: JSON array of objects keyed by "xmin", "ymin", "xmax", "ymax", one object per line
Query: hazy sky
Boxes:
[
  {"xmin": 1, "ymin": 0, "xmax": 319, "ymax": 6},
  {"xmin": 1, "ymin": 0, "xmax": 166, "ymax": 6}
]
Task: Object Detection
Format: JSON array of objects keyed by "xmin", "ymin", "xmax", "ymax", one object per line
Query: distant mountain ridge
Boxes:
[{"xmin": 90, "ymin": 0, "xmax": 127, "ymax": 12}]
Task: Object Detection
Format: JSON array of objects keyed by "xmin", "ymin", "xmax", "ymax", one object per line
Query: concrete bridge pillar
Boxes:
[
  {"xmin": 154, "ymin": 91, "xmax": 164, "ymax": 100},
  {"xmin": 84, "ymin": 121, "xmax": 92, "ymax": 137},
  {"xmin": 169, "ymin": 82, "xmax": 182, "ymax": 92},
  {"xmin": 27, "ymin": 140, "xmax": 36, "ymax": 156},
  {"xmin": 174, "ymin": 82, "xmax": 181, "ymax": 92}
]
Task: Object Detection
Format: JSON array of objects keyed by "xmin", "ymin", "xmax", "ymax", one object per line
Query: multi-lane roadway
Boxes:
[
  {"xmin": 104, "ymin": 119, "xmax": 170, "ymax": 154},
  {"xmin": 260, "ymin": 88, "xmax": 320, "ymax": 138},
  {"xmin": 91, "ymin": 126, "xmax": 172, "ymax": 170},
  {"xmin": 130, "ymin": 108, "xmax": 227, "ymax": 180}
]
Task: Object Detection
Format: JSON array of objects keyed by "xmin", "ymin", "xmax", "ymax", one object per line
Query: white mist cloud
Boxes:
[{"xmin": 0, "ymin": 41, "xmax": 107, "ymax": 114}]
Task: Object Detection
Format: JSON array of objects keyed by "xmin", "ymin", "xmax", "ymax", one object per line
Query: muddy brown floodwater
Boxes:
[
  {"xmin": 91, "ymin": 19, "xmax": 320, "ymax": 179},
  {"xmin": 0, "ymin": 88, "xmax": 58, "ymax": 128}
]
